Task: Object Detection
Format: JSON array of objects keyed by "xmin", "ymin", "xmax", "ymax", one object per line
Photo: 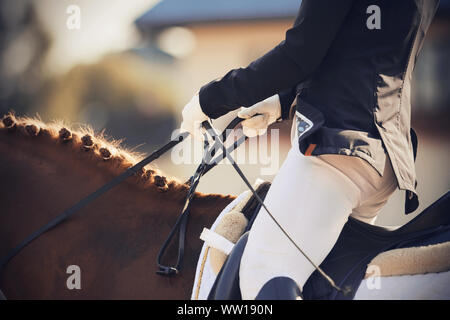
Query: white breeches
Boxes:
[{"xmin": 239, "ymin": 124, "xmax": 397, "ymax": 300}]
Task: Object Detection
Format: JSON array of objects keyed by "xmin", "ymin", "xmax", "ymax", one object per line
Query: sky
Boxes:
[{"xmin": 33, "ymin": 0, "xmax": 159, "ymax": 74}]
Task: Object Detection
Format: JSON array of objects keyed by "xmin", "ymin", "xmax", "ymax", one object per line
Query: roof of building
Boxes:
[{"xmin": 135, "ymin": 0, "xmax": 301, "ymax": 30}]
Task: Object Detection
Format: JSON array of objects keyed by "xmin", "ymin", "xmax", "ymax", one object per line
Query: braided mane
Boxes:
[{"xmin": 0, "ymin": 112, "xmax": 184, "ymax": 192}]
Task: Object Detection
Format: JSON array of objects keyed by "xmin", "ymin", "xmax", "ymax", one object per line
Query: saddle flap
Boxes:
[{"xmin": 303, "ymin": 191, "xmax": 450, "ymax": 300}]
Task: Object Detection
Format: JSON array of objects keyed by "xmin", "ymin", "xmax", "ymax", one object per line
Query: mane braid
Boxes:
[{"xmin": 1, "ymin": 112, "xmax": 185, "ymax": 192}]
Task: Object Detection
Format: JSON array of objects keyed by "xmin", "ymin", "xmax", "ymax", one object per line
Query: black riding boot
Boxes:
[{"xmin": 255, "ymin": 277, "xmax": 303, "ymax": 300}]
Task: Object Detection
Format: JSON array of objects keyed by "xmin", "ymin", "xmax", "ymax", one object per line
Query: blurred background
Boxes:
[{"xmin": 0, "ymin": 0, "xmax": 448, "ymax": 226}]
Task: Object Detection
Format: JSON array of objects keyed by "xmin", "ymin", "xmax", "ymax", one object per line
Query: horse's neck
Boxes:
[{"xmin": 0, "ymin": 115, "xmax": 234, "ymax": 299}]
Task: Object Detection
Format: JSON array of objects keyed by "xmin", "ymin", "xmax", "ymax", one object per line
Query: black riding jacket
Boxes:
[{"xmin": 198, "ymin": 0, "xmax": 439, "ymax": 214}]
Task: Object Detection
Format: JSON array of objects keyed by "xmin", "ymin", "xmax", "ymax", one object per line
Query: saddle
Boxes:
[{"xmin": 207, "ymin": 188, "xmax": 450, "ymax": 300}]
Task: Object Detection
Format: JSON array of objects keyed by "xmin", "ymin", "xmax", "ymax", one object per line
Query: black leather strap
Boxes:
[
  {"xmin": 156, "ymin": 142, "xmax": 209, "ymax": 276},
  {"xmin": 156, "ymin": 117, "xmax": 246, "ymax": 276},
  {"xmin": 405, "ymin": 127, "xmax": 419, "ymax": 214}
]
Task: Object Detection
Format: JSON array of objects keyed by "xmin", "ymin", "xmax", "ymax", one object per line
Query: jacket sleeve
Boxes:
[{"xmin": 199, "ymin": 0, "xmax": 354, "ymax": 119}]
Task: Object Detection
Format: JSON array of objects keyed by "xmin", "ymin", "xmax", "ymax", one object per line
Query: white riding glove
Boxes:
[
  {"xmin": 237, "ymin": 94, "xmax": 282, "ymax": 137},
  {"xmin": 180, "ymin": 94, "xmax": 210, "ymax": 140}
]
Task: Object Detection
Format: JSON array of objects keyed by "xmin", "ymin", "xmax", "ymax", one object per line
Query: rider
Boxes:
[{"xmin": 180, "ymin": 0, "xmax": 439, "ymax": 299}]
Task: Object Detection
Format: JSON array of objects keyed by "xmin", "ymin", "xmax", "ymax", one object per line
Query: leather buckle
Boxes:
[{"xmin": 156, "ymin": 266, "xmax": 179, "ymax": 276}]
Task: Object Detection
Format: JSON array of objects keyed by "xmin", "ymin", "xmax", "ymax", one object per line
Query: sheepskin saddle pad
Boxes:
[{"xmin": 192, "ymin": 184, "xmax": 450, "ymax": 300}]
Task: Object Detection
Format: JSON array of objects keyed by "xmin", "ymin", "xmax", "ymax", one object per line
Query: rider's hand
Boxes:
[
  {"xmin": 180, "ymin": 94, "xmax": 210, "ymax": 140},
  {"xmin": 237, "ymin": 95, "xmax": 281, "ymax": 137}
]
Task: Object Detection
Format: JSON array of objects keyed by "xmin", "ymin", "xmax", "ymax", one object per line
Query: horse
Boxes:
[{"xmin": 1, "ymin": 113, "xmax": 449, "ymax": 300}]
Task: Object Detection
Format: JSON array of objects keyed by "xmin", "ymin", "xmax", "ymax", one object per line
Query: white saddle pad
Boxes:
[
  {"xmin": 192, "ymin": 191, "xmax": 250, "ymax": 300},
  {"xmin": 191, "ymin": 190, "xmax": 450, "ymax": 300}
]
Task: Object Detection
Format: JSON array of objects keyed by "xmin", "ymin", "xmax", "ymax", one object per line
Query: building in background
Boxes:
[
  {"xmin": 0, "ymin": 0, "xmax": 50, "ymax": 116},
  {"xmin": 135, "ymin": 0, "xmax": 300, "ymax": 105}
]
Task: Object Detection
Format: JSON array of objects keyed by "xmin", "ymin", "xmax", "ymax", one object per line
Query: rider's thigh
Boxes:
[{"xmin": 239, "ymin": 147, "xmax": 360, "ymax": 299}]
